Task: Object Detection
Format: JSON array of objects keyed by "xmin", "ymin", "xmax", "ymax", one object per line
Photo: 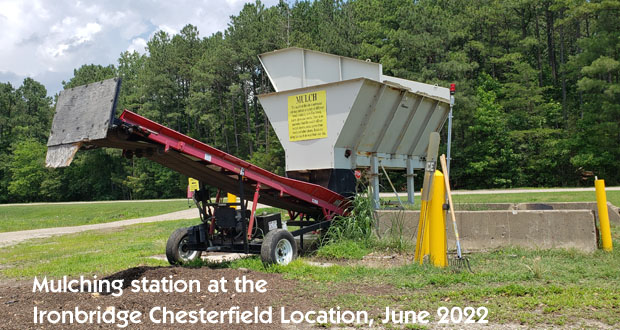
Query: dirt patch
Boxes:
[
  {"xmin": 311, "ymin": 251, "xmax": 414, "ymax": 269},
  {"xmin": 358, "ymin": 252, "xmax": 413, "ymax": 268},
  {"xmin": 0, "ymin": 266, "xmax": 315, "ymax": 329}
]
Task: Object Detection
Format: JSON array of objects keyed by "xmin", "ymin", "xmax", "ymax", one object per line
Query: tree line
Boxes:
[{"xmin": 1, "ymin": 0, "xmax": 618, "ymax": 202}]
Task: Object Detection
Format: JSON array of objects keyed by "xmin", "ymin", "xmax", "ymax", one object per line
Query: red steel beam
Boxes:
[
  {"xmin": 247, "ymin": 183, "xmax": 261, "ymax": 240},
  {"xmin": 118, "ymin": 110, "xmax": 348, "ymax": 217}
]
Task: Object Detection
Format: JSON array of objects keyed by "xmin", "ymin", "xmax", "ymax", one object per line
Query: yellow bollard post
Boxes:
[
  {"xmin": 227, "ymin": 193, "xmax": 237, "ymax": 209},
  {"xmin": 429, "ymin": 170, "xmax": 447, "ymax": 267},
  {"xmin": 595, "ymin": 178, "xmax": 613, "ymax": 251}
]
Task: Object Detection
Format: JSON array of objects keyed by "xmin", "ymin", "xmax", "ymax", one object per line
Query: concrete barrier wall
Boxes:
[
  {"xmin": 451, "ymin": 202, "xmax": 619, "ymax": 224},
  {"xmin": 514, "ymin": 202, "xmax": 619, "ymax": 225},
  {"xmin": 375, "ymin": 209, "xmax": 598, "ymax": 252},
  {"xmin": 453, "ymin": 203, "xmax": 515, "ymax": 211},
  {"xmin": 610, "ymin": 203, "xmax": 620, "ymax": 224}
]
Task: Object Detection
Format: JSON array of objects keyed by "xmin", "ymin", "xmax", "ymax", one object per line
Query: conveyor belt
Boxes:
[
  {"xmin": 45, "ymin": 78, "xmax": 348, "ymax": 220},
  {"xmin": 110, "ymin": 110, "xmax": 348, "ymax": 219}
]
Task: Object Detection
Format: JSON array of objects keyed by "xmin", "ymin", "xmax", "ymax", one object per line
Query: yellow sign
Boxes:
[
  {"xmin": 227, "ymin": 193, "xmax": 237, "ymax": 208},
  {"xmin": 188, "ymin": 178, "xmax": 200, "ymax": 191},
  {"xmin": 288, "ymin": 90, "xmax": 327, "ymax": 141}
]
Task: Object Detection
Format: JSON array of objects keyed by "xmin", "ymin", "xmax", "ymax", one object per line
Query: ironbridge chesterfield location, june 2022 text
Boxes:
[{"xmin": 31, "ymin": 276, "xmax": 488, "ymax": 327}]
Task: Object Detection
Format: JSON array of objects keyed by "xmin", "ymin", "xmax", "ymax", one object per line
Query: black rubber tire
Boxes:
[
  {"xmin": 166, "ymin": 227, "xmax": 202, "ymax": 265},
  {"xmin": 261, "ymin": 229, "xmax": 297, "ymax": 266}
]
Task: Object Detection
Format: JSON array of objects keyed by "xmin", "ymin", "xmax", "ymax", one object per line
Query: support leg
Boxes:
[
  {"xmin": 238, "ymin": 175, "xmax": 248, "ymax": 254},
  {"xmin": 407, "ymin": 156, "xmax": 415, "ymax": 205},
  {"xmin": 371, "ymin": 154, "xmax": 380, "ymax": 209},
  {"xmin": 247, "ymin": 183, "xmax": 261, "ymax": 241}
]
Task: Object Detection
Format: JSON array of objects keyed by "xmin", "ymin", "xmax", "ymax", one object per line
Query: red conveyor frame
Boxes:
[{"xmin": 117, "ymin": 110, "xmax": 348, "ymax": 220}]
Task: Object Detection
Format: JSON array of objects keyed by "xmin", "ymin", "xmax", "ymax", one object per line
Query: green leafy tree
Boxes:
[
  {"xmin": 459, "ymin": 74, "xmax": 518, "ymax": 188},
  {"xmin": 117, "ymin": 51, "xmax": 146, "ymax": 112},
  {"xmin": 11, "ymin": 78, "xmax": 53, "ymax": 143},
  {"xmin": 7, "ymin": 139, "xmax": 62, "ymax": 202},
  {"xmin": 566, "ymin": 0, "xmax": 620, "ymax": 184},
  {"xmin": 62, "ymin": 64, "xmax": 116, "ymax": 89},
  {"xmin": 0, "ymin": 83, "xmax": 17, "ymax": 150},
  {"xmin": 5, "ymin": 0, "xmax": 620, "ymax": 203},
  {"xmin": 123, "ymin": 159, "xmax": 184, "ymax": 199}
]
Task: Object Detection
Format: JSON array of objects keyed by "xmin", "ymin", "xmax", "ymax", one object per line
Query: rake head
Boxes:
[{"xmin": 448, "ymin": 255, "xmax": 473, "ymax": 273}]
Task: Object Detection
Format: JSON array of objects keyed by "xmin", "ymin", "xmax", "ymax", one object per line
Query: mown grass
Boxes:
[
  {"xmin": 451, "ymin": 190, "xmax": 620, "ymax": 206},
  {"xmin": 0, "ymin": 219, "xmax": 198, "ymax": 277},
  {"xmin": 315, "ymin": 240, "xmax": 370, "ymax": 259},
  {"xmin": 0, "ymin": 200, "xmax": 190, "ymax": 232},
  {"xmin": 385, "ymin": 190, "xmax": 620, "ymax": 210},
  {"xmin": 1, "ymin": 190, "xmax": 619, "ymax": 327},
  {"xmin": 0, "ymin": 217, "xmax": 617, "ymax": 326},
  {"xmin": 225, "ymin": 232, "xmax": 620, "ymax": 326}
]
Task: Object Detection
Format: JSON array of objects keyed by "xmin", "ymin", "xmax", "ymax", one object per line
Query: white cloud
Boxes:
[
  {"xmin": 0, "ymin": 0, "xmax": 280, "ymax": 95},
  {"xmin": 43, "ymin": 19, "xmax": 102, "ymax": 58},
  {"xmin": 76, "ymin": 22, "xmax": 102, "ymax": 43},
  {"xmin": 156, "ymin": 25, "xmax": 178, "ymax": 37},
  {"xmin": 127, "ymin": 38, "xmax": 148, "ymax": 54}
]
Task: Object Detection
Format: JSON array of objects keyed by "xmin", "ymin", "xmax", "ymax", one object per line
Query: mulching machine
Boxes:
[{"xmin": 46, "ymin": 48, "xmax": 450, "ymax": 266}]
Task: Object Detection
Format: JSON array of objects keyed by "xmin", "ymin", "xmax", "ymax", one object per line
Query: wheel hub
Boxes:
[
  {"xmin": 275, "ymin": 238, "xmax": 293, "ymax": 265},
  {"xmin": 178, "ymin": 237, "xmax": 199, "ymax": 262}
]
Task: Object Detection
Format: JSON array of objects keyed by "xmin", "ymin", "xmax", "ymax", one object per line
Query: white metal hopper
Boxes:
[
  {"xmin": 257, "ymin": 48, "xmax": 451, "ymax": 200},
  {"xmin": 258, "ymin": 78, "xmax": 450, "ymax": 170},
  {"xmin": 258, "ymin": 47, "xmax": 449, "ymax": 100},
  {"xmin": 258, "ymin": 47, "xmax": 382, "ymax": 92}
]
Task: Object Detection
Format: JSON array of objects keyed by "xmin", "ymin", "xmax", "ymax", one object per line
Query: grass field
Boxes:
[
  {"xmin": 2, "ymin": 190, "xmax": 616, "ymax": 233},
  {"xmin": 384, "ymin": 190, "xmax": 620, "ymax": 210},
  {"xmin": 0, "ymin": 200, "xmax": 190, "ymax": 232},
  {"xmin": 1, "ymin": 190, "xmax": 619, "ymax": 327},
  {"xmin": 230, "ymin": 241, "xmax": 620, "ymax": 326},
  {"xmin": 0, "ymin": 219, "xmax": 195, "ymax": 277},
  {"xmin": 450, "ymin": 190, "xmax": 620, "ymax": 206},
  {"xmin": 0, "ymin": 218, "xmax": 617, "ymax": 327}
]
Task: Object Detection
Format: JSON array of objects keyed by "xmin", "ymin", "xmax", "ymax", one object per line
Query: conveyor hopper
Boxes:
[{"xmin": 257, "ymin": 48, "xmax": 452, "ymax": 200}]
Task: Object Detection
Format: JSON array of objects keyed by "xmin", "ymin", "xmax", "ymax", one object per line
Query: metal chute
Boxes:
[{"xmin": 46, "ymin": 78, "xmax": 120, "ymax": 168}]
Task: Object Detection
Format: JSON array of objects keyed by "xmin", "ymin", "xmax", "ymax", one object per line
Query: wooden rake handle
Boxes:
[{"xmin": 440, "ymin": 154, "xmax": 460, "ymax": 243}]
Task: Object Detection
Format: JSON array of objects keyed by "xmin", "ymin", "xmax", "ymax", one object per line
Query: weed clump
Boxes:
[
  {"xmin": 317, "ymin": 190, "xmax": 375, "ymax": 259},
  {"xmin": 326, "ymin": 192, "xmax": 375, "ymax": 242}
]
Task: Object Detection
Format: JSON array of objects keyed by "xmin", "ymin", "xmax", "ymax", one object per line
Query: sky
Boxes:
[{"xmin": 0, "ymin": 0, "xmax": 279, "ymax": 96}]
